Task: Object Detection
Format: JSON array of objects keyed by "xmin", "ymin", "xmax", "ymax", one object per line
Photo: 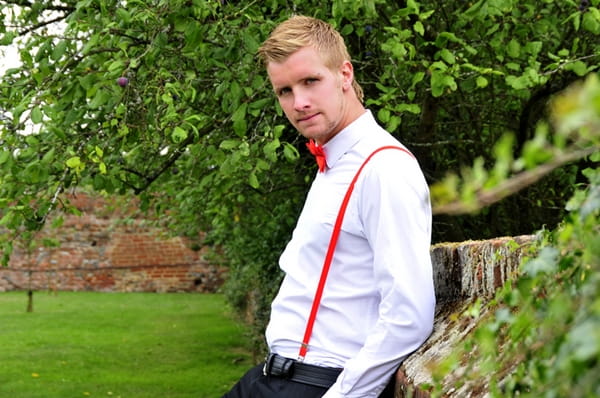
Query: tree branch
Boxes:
[
  {"xmin": 108, "ymin": 28, "xmax": 151, "ymax": 45},
  {"xmin": 2, "ymin": 0, "xmax": 75, "ymax": 12},
  {"xmin": 432, "ymin": 146, "xmax": 598, "ymax": 215},
  {"xmin": 18, "ymin": 14, "xmax": 69, "ymax": 36},
  {"xmin": 132, "ymin": 136, "xmax": 197, "ymax": 194},
  {"xmin": 118, "ymin": 125, "xmax": 211, "ymax": 195}
]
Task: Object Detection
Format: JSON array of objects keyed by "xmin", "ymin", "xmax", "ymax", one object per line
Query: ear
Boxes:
[{"xmin": 340, "ymin": 60, "xmax": 354, "ymax": 91}]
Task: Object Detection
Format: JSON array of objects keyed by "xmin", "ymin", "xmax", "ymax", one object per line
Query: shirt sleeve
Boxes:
[{"xmin": 322, "ymin": 150, "xmax": 436, "ymax": 398}]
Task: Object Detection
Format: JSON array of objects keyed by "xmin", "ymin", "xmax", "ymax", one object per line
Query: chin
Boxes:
[
  {"xmin": 297, "ymin": 129, "xmax": 319, "ymax": 140},
  {"xmin": 300, "ymin": 125, "xmax": 326, "ymax": 138}
]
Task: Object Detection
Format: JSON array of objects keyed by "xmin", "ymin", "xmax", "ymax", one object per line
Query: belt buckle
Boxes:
[
  {"xmin": 263, "ymin": 353, "xmax": 294, "ymax": 377},
  {"xmin": 262, "ymin": 353, "xmax": 274, "ymax": 376}
]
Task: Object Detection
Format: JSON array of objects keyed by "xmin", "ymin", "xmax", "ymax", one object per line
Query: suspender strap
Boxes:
[{"xmin": 298, "ymin": 145, "xmax": 414, "ymax": 361}]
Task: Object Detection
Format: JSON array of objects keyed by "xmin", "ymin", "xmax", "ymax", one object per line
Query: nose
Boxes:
[{"xmin": 293, "ymin": 89, "xmax": 310, "ymax": 111}]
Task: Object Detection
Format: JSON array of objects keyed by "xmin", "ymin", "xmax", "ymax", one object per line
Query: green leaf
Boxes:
[
  {"xmin": 0, "ymin": 150, "xmax": 11, "ymax": 164},
  {"xmin": 171, "ymin": 126, "xmax": 187, "ymax": 143},
  {"xmin": 89, "ymin": 89, "xmax": 110, "ymax": 109},
  {"xmin": 476, "ymin": 76, "xmax": 488, "ymax": 88},
  {"xmin": 582, "ymin": 10, "xmax": 600, "ymax": 34},
  {"xmin": 566, "ymin": 320, "xmax": 600, "ymax": 361},
  {"xmin": 439, "ymin": 49, "xmax": 455, "ymax": 64},
  {"xmin": 51, "ymin": 215, "xmax": 64, "ymax": 229},
  {"xmin": 24, "ymin": 162, "xmax": 45, "ymax": 183},
  {"xmin": 436, "ymin": 31, "xmax": 461, "ymax": 45},
  {"xmin": 80, "ymin": 32, "xmax": 99, "ymax": 55},
  {"xmin": 0, "ymin": 31, "xmax": 17, "ymax": 45},
  {"xmin": 395, "ymin": 103, "xmax": 421, "ymax": 114},
  {"xmin": 573, "ymin": 12, "xmax": 581, "ymax": 31},
  {"xmin": 273, "ymin": 125, "xmax": 285, "ymax": 140},
  {"xmin": 41, "ymin": 148, "xmax": 55, "ymax": 164},
  {"xmin": 31, "ymin": 106, "xmax": 43, "ymax": 124},
  {"xmin": 377, "ymin": 108, "xmax": 391, "ymax": 123},
  {"xmin": 523, "ymin": 246, "xmax": 559, "ymax": 276},
  {"xmin": 66, "ymin": 156, "xmax": 81, "ymax": 168},
  {"xmin": 505, "ymin": 62, "xmax": 520, "ymax": 71},
  {"xmin": 233, "ymin": 119, "xmax": 248, "ymax": 138},
  {"xmin": 505, "ymin": 75, "xmax": 528, "ymax": 90},
  {"xmin": 220, "ymin": 139, "xmax": 240, "ymax": 150},
  {"xmin": 161, "ymin": 93, "xmax": 173, "ymax": 104},
  {"xmin": 248, "ymin": 172, "xmax": 259, "ymax": 189},
  {"xmin": 19, "ymin": 48, "xmax": 33, "ymax": 66},
  {"xmin": 506, "ymin": 39, "xmax": 521, "ymax": 58},
  {"xmin": 25, "ymin": 135, "xmax": 39, "ymax": 147},
  {"xmin": 51, "ymin": 40, "xmax": 67, "ymax": 61},
  {"xmin": 386, "ymin": 115, "xmax": 401, "ymax": 133},
  {"xmin": 249, "ymin": 98, "xmax": 271, "ymax": 111},
  {"xmin": 524, "ymin": 41, "xmax": 543, "ymax": 56},
  {"xmin": 565, "ymin": 61, "xmax": 588, "ymax": 77},
  {"xmin": 283, "ymin": 142, "xmax": 300, "ymax": 162},
  {"xmin": 115, "ymin": 8, "xmax": 132, "ymax": 23},
  {"xmin": 0, "ymin": 212, "xmax": 15, "ymax": 228},
  {"xmin": 232, "ymin": 104, "xmax": 247, "ymax": 137},
  {"xmin": 414, "ymin": 21, "xmax": 424, "ymax": 36},
  {"xmin": 411, "ymin": 72, "xmax": 425, "ymax": 87},
  {"xmin": 430, "ymin": 70, "xmax": 457, "ymax": 97},
  {"xmin": 263, "ymin": 139, "xmax": 280, "ymax": 162},
  {"xmin": 340, "ymin": 24, "xmax": 354, "ymax": 36},
  {"xmin": 243, "ymin": 33, "xmax": 260, "ymax": 54},
  {"xmin": 108, "ymin": 60, "xmax": 125, "ymax": 72}
]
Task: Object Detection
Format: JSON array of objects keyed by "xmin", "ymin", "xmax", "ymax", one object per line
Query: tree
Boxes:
[
  {"xmin": 431, "ymin": 73, "xmax": 600, "ymax": 397},
  {"xmin": 1, "ymin": 0, "xmax": 598, "ymax": 351}
]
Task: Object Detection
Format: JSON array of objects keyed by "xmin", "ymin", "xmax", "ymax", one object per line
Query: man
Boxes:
[{"xmin": 223, "ymin": 15, "xmax": 435, "ymax": 398}]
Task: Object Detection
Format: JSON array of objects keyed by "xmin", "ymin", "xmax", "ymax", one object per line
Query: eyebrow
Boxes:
[{"xmin": 272, "ymin": 73, "xmax": 324, "ymax": 93}]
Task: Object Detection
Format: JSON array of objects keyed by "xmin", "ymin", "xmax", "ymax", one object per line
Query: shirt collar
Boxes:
[{"xmin": 323, "ymin": 110, "xmax": 373, "ymax": 169}]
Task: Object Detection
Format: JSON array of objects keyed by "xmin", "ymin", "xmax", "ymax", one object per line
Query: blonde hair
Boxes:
[{"xmin": 258, "ymin": 15, "xmax": 364, "ymax": 103}]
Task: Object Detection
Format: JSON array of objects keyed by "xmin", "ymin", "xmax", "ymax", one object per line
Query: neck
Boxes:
[
  {"xmin": 316, "ymin": 97, "xmax": 365, "ymax": 146},
  {"xmin": 327, "ymin": 101, "xmax": 365, "ymax": 144}
]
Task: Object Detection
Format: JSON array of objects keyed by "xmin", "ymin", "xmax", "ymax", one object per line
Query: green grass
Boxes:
[{"xmin": 0, "ymin": 291, "xmax": 253, "ymax": 398}]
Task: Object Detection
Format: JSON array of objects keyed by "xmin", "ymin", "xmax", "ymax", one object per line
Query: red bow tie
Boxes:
[{"xmin": 306, "ymin": 139, "xmax": 327, "ymax": 172}]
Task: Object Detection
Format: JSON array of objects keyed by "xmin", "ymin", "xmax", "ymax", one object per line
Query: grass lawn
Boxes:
[{"xmin": 0, "ymin": 291, "xmax": 253, "ymax": 398}]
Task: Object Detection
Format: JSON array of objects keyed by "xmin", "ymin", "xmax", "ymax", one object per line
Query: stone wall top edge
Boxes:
[{"xmin": 431, "ymin": 234, "xmax": 536, "ymax": 250}]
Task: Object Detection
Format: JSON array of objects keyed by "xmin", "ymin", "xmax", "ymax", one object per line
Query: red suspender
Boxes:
[{"xmin": 297, "ymin": 146, "xmax": 414, "ymax": 361}]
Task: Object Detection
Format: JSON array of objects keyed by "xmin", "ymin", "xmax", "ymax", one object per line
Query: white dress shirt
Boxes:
[{"xmin": 265, "ymin": 110, "xmax": 436, "ymax": 397}]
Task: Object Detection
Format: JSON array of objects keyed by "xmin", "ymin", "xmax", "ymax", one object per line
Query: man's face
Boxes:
[{"xmin": 266, "ymin": 46, "xmax": 352, "ymax": 145}]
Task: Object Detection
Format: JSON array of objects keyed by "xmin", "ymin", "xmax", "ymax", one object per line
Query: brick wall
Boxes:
[{"xmin": 0, "ymin": 193, "xmax": 225, "ymax": 293}]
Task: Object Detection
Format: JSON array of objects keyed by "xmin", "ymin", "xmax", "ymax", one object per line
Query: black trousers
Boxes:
[{"xmin": 222, "ymin": 363, "xmax": 396, "ymax": 398}]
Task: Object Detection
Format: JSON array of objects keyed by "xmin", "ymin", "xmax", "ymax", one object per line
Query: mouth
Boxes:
[{"xmin": 297, "ymin": 113, "xmax": 319, "ymax": 123}]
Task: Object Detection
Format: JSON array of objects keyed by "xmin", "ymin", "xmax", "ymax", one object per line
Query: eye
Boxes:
[
  {"xmin": 277, "ymin": 87, "xmax": 291, "ymax": 96},
  {"xmin": 305, "ymin": 78, "xmax": 318, "ymax": 85}
]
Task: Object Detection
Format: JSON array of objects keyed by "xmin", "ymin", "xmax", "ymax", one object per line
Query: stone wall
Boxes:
[
  {"xmin": 395, "ymin": 235, "xmax": 536, "ymax": 397},
  {"xmin": 0, "ymin": 193, "xmax": 225, "ymax": 293}
]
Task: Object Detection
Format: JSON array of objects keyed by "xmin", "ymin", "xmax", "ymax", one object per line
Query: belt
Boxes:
[{"xmin": 262, "ymin": 353, "xmax": 343, "ymax": 389}]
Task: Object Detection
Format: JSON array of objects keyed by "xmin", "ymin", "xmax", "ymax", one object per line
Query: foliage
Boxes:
[
  {"xmin": 0, "ymin": 0, "xmax": 598, "ymax": 355},
  {"xmin": 430, "ymin": 73, "xmax": 600, "ymax": 397},
  {"xmin": 0, "ymin": 0, "xmax": 309, "ymax": 349},
  {"xmin": 0, "ymin": 291, "xmax": 252, "ymax": 397},
  {"xmin": 359, "ymin": 0, "xmax": 600, "ymax": 240}
]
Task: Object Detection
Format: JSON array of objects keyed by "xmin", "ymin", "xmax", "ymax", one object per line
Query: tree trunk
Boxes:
[{"xmin": 26, "ymin": 290, "xmax": 34, "ymax": 313}]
